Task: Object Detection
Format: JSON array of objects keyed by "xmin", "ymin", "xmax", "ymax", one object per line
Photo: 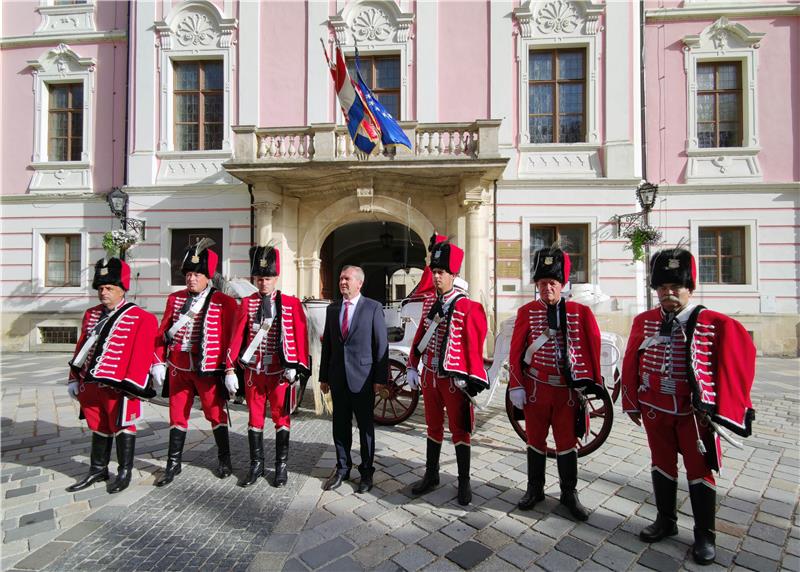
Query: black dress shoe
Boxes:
[
  {"xmin": 323, "ymin": 471, "xmax": 350, "ymax": 491},
  {"xmin": 356, "ymin": 475, "xmax": 373, "ymax": 494}
]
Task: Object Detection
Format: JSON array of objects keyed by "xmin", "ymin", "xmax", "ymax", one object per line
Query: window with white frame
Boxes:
[
  {"xmin": 698, "ymin": 226, "xmax": 746, "ymax": 284},
  {"xmin": 682, "ymin": 18, "xmax": 764, "ymax": 182},
  {"xmin": 44, "ymin": 234, "xmax": 82, "ymax": 287},
  {"xmin": 529, "ymin": 224, "xmax": 589, "ymax": 284}
]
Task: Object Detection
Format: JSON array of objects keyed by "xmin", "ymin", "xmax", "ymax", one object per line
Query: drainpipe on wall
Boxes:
[
  {"xmin": 248, "ymin": 183, "xmax": 255, "ymax": 248},
  {"xmin": 639, "ymin": 0, "xmax": 654, "ymax": 310},
  {"xmin": 493, "ymin": 179, "xmax": 498, "ymax": 351}
]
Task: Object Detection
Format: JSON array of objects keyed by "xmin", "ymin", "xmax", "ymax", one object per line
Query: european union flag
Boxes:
[{"xmin": 354, "ymin": 53, "xmax": 413, "ymax": 151}]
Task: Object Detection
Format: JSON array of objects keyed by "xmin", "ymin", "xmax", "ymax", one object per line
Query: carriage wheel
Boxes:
[
  {"xmin": 374, "ymin": 358, "xmax": 420, "ymax": 426},
  {"xmin": 505, "ymin": 384, "xmax": 614, "ymax": 458}
]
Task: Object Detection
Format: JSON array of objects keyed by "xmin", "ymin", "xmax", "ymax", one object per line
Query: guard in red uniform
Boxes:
[
  {"xmin": 622, "ymin": 248, "xmax": 756, "ymax": 565},
  {"xmin": 151, "ymin": 239, "xmax": 238, "ymax": 486},
  {"xmin": 66, "ymin": 257, "xmax": 158, "ymax": 494},
  {"xmin": 406, "ymin": 240, "xmax": 489, "ymax": 505},
  {"xmin": 227, "ymin": 245, "xmax": 310, "ymax": 488},
  {"xmin": 507, "ymin": 247, "xmax": 602, "ymax": 521}
]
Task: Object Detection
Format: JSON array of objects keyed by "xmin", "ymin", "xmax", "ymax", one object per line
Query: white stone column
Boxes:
[
  {"xmin": 297, "ymin": 257, "xmax": 321, "ymax": 299},
  {"xmin": 461, "ymin": 178, "xmax": 491, "ymax": 305},
  {"xmin": 254, "ymin": 201, "xmax": 279, "ymax": 245}
]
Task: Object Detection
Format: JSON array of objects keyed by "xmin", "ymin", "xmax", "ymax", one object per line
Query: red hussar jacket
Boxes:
[
  {"xmin": 621, "ymin": 305, "xmax": 756, "ymax": 437},
  {"xmin": 408, "ymin": 291, "xmax": 489, "ymax": 389},
  {"xmin": 69, "ymin": 302, "xmax": 159, "ymax": 400},
  {"xmin": 507, "ymin": 299, "xmax": 602, "ymax": 391},
  {"xmin": 155, "ymin": 288, "xmax": 238, "ymax": 375},
  {"xmin": 227, "ymin": 291, "xmax": 311, "ymax": 375}
]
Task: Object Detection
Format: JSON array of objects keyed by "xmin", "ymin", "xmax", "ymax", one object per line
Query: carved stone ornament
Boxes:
[
  {"xmin": 683, "ymin": 17, "xmax": 765, "ymax": 54},
  {"xmin": 536, "ymin": 0, "xmax": 580, "ymax": 35},
  {"xmin": 176, "ymin": 13, "xmax": 218, "ymax": 47},
  {"xmin": 352, "ymin": 6, "xmax": 394, "ymax": 43}
]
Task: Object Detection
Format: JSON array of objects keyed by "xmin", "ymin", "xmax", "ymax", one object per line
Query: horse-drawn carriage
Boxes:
[{"xmin": 302, "ymin": 294, "xmax": 624, "ymax": 459}]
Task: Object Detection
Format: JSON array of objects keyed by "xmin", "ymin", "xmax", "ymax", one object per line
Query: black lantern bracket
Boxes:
[
  {"xmin": 612, "ymin": 181, "xmax": 659, "ymax": 236},
  {"xmin": 107, "ymin": 187, "xmax": 145, "ymax": 241}
]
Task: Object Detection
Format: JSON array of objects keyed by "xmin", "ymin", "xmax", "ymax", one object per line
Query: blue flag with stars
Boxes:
[{"xmin": 354, "ymin": 52, "xmax": 413, "ymax": 150}]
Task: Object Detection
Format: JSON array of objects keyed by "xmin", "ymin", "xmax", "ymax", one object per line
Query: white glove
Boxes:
[
  {"xmin": 284, "ymin": 369, "xmax": 297, "ymax": 383},
  {"xmin": 509, "ymin": 387, "xmax": 527, "ymax": 409},
  {"xmin": 150, "ymin": 363, "xmax": 166, "ymax": 391},
  {"xmin": 67, "ymin": 381, "xmax": 79, "ymax": 400},
  {"xmin": 453, "ymin": 378, "xmax": 467, "ymax": 390},
  {"xmin": 224, "ymin": 372, "xmax": 239, "ymax": 394},
  {"xmin": 406, "ymin": 368, "xmax": 420, "ymax": 390}
]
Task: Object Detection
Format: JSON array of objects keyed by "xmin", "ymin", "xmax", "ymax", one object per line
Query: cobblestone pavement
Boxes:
[{"xmin": 1, "ymin": 352, "xmax": 798, "ymax": 571}]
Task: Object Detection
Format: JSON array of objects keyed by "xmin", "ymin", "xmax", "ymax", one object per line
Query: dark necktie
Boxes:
[
  {"xmin": 660, "ymin": 312, "xmax": 676, "ymax": 337},
  {"xmin": 341, "ymin": 301, "xmax": 351, "ymax": 338},
  {"xmin": 180, "ymin": 293, "xmax": 197, "ymax": 314},
  {"xmin": 92, "ymin": 309, "xmax": 111, "ymax": 335},
  {"xmin": 546, "ymin": 301, "xmax": 560, "ymax": 331},
  {"xmin": 256, "ymin": 294, "xmax": 273, "ymax": 323},
  {"xmin": 427, "ymin": 295, "xmax": 446, "ymax": 320}
]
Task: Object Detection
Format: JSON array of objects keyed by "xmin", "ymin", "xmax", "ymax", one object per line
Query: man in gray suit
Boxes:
[{"xmin": 320, "ymin": 265, "xmax": 389, "ymax": 493}]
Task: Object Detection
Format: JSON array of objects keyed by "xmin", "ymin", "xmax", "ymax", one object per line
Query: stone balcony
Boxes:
[{"xmin": 226, "ymin": 120, "xmax": 507, "ymax": 188}]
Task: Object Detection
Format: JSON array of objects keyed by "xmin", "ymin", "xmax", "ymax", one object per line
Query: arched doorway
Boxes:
[{"xmin": 320, "ymin": 221, "xmax": 426, "ymax": 303}]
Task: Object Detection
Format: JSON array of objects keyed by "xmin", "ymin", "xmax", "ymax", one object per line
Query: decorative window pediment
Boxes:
[
  {"xmin": 154, "ymin": 0, "xmax": 236, "ymax": 50},
  {"xmin": 27, "ymin": 43, "xmax": 95, "ymax": 192},
  {"xmin": 513, "ymin": 0, "xmax": 603, "ymax": 40},
  {"xmin": 329, "ymin": 0, "xmax": 414, "ymax": 47},
  {"xmin": 682, "ymin": 18, "xmax": 764, "ymax": 183}
]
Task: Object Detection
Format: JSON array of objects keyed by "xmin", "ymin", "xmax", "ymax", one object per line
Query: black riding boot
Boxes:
[
  {"xmin": 557, "ymin": 451, "xmax": 590, "ymax": 521},
  {"xmin": 518, "ymin": 448, "xmax": 546, "ymax": 510},
  {"xmin": 273, "ymin": 430, "xmax": 289, "ymax": 487},
  {"xmin": 412, "ymin": 439, "xmax": 441, "ymax": 495},
  {"xmin": 239, "ymin": 430, "xmax": 264, "ymax": 487},
  {"xmin": 213, "ymin": 425, "xmax": 233, "ymax": 478},
  {"xmin": 690, "ymin": 482, "xmax": 717, "ymax": 565},
  {"xmin": 640, "ymin": 470, "xmax": 679, "ymax": 542},
  {"xmin": 155, "ymin": 428, "xmax": 186, "ymax": 487},
  {"xmin": 108, "ymin": 432, "xmax": 136, "ymax": 494},
  {"xmin": 66, "ymin": 433, "xmax": 113, "ymax": 492},
  {"xmin": 455, "ymin": 443, "xmax": 472, "ymax": 506}
]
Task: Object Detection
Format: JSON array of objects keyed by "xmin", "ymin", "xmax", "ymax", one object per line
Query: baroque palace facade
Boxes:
[{"xmin": 1, "ymin": 0, "xmax": 798, "ymax": 355}]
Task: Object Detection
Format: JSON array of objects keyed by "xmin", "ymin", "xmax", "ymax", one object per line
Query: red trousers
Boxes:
[
  {"xmin": 523, "ymin": 380, "xmax": 576, "ymax": 454},
  {"xmin": 244, "ymin": 368, "xmax": 290, "ymax": 431},
  {"xmin": 168, "ymin": 366, "xmax": 227, "ymax": 429},
  {"xmin": 77, "ymin": 382, "xmax": 138, "ymax": 435},
  {"xmin": 420, "ymin": 367, "xmax": 473, "ymax": 445},
  {"xmin": 641, "ymin": 404, "xmax": 716, "ymax": 486}
]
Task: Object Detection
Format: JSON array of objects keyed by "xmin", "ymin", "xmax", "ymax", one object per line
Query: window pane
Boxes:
[
  {"xmin": 697, "ymin": 65, "xmax": 715, "ymax": 91},
  {"xmin": 530, "ymin": 52, "xmax": 553, "ymax": 80},
  {"xmin": 203, "ymin": 61, "xmax": 223, "ymax": 89},
  {"xmin": 722, "ymin": 257, "xmax": 744, "ymax": 283},
  {"xmin": 204, "ymin": 93, "xmax": 223, "ymax": 123},
  {"xmin": 377, "ymin": 93, "xmax": 399, "ymax": 120},
  {"xmin": 531, "ymin": 227, "xmax": 555, "ymax": 252},
  {"xmin": 720, "ymin": 229, "xmax": 743, "ymax": 256},
  {"xmin": 176, "ymin": 94, "xmax": 199, "ymax": 122},
  {"xmin": 718, "ymin": 93, "xmax": 738, "ymax": 122},
  {"xmin": 46, "ymin": 236, "xmax": 66, "ymax": 262},
  {"xmin": 717, "ymin": 64, "xmax": 739, "ymax": 90},
  {"xmin": 47, "ymin": 262, "xmax": 66, "ymax": 285},
  {"xmin": 71, "ymin": 85, "xmax": 83, "ymax": 108},
  {"xmin": 175, "ymin": 124, "xmax": 198, "ymax": 151},
  {"xmin": 204, "ymin": 123, "xmax": 223, "ymax": 150},
  {"xmin": 70, "ymin": 139, "xmax": 82, "ymax": 161},
  {"xmin": 375, "ymin": 58, "xmax": 400, "ymax": 89},
  {"xmin": 49, "ymin": 138, "xmax": 67, "ymax": 161},
  {"xmin": 175, "ymin": 63, "xmax": 199, "ymax": 90},
  {"xmin": 530, "ymin": 84, "xmax": 553, "ymax": 114},
  {"xmin": 698, "ymin": 229, "xmax": 717, "ymax": 255},
  {"xmin": 559, "ymin": 115, "xmax": 583, "ymax": 143},
  {"xmin": 699, "ymin": 258, "xmax": 718, "ymax": 283},
  {"xmin": 349, "ymin": 60, "xmax": 371, "ymax": 86},
  {"xmin": 570, "ymin": 256, "xmax": 587, "ymax": 283},
  {"xmin": 558, "ymin": 52, "xmax": 584, "ymax": 80},
  {"xmin": 559, "ymin": 83, "xmax": 583, "ymax": 114},
  {"xmin": 697, "ymin": 94, "xmax": 714, "ymax": 121},
  {"xmin": 50, "ymin": 86, "xmax": 69, "ymax": 108},
  {"xmin": 71, "ymin": 112, "xmax": 83, "ymax": 137},
  {"xmin": 530, "ymin": 116, "xmax": 553, "ymax": 143},
  {"xmin": 559, "ymin": 226, "xmax": 586, "ymax": 254},
  {"xmin": 718, "ymin": 122, "xmax": 740, "ymax": 147},
  {"xmin": 697, "ymin": 123, "xmax": 715, "ymax": 148},
  {"xmin": 49, "ymin": 112, "xmax": 68, "ymax": 137}
]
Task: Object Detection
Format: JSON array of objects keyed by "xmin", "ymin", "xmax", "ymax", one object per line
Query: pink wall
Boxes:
[
  {"xmin": 437, "ymin": 1, "xmax": 490, "ymax": 122},
  {"xmin": 260, "ymin": 1, "xmax": 308, "ymax": 127},
  {"xmin": 645, "ymin": 16, "xmax": 799, "ymax": 184},
  {"xmin": 2, "ymin": 1, "xmax": 40, "ymax": 38}
]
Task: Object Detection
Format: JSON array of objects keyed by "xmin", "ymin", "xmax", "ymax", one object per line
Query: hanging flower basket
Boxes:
[
  {"xmin": 102, "ymin": 229, "xmax": 140, "ymax": 257},
  {"xmin": 622, "ymin": 224, "xmax": 662, "ymax": 262}
]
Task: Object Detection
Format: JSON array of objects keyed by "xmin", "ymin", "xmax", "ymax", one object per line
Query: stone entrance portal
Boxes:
[{"xmin": 319, "ymin": 221, "xmax": 426, "ymax": 303}]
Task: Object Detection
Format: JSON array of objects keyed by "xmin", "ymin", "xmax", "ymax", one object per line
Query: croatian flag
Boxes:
[
  {"xmin": 326, "ymin": 44, "xmax": 381, "ymax": 155},
  {"xmin": 354, "ymin": 51, "xmax": 413, "ymax": 151}
]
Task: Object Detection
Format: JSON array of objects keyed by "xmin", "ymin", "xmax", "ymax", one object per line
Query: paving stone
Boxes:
[
  {"xmin": 18, "ymin": 508, "xmax": 55, "ymax": 528},
  {"xmin": 741, "ymin": 536, "xmax": 783, "ymax": 561},
  {"xmin": 419, "ymin": 531, "xmax": 460, "ymax": 556},
  {"xmin": 734, "ymin": 550, "xmax": 780, "ymax": 572},
  {"xmin": 556, "ymin": 535, "xmax": 595, "ymax": 561},
  {"xmin": 352, "ymin": 535, "xmax": 404, "ymax": 568},
  {"xmin": 473, "ymin": 527, "xmax": 513, "ymax": 551},
  {"xmin": 3, "ymin": 518, "xmax": 57, "ymax": 542},
  {"xmin": 591, "ymin": 543, "xmax": 638, "ymax": 570},
  {"xmin": 5, "ymin": 486, "xmax": 37, "ymax": 499},
  {"xmin": 637, "ymin": 548, "xmax": 681, "ymax": 572},
  {"xmin": 318, "ymin": 555, "xmax": 363, "ymax": 572},
  {"xmin": 441, "ymin": 521, "xmax": 478, "ymax": 543},
  {"xmin": 497, "ymin": 543, "xmax": 537, "ymax": 568},
  {"xmin": 262, "ymin": 533, "xmax": 298, "ymax": 553},
  {"xmin": 446, "ymin": 541, "xmax": 493, "ymax": 570},
  {"xmin": 11, "ymin": 541, "xmax": 71, "ymax": 570},
  {"xmin": 392, "ymin": 545, "xmax": 436, "ymax": 571},
  {"xmin": 281, "ymin": 557, "xmax": 308, "ymax": 571},
  {"xmin": 536, "ymin": 549, "xmax": 580, "ymax": 572}
]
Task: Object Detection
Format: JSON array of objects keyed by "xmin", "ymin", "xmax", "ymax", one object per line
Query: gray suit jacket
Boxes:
[{"xmin": 319, "ymin": 296, "xmax": 389, "ymax": 393}]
